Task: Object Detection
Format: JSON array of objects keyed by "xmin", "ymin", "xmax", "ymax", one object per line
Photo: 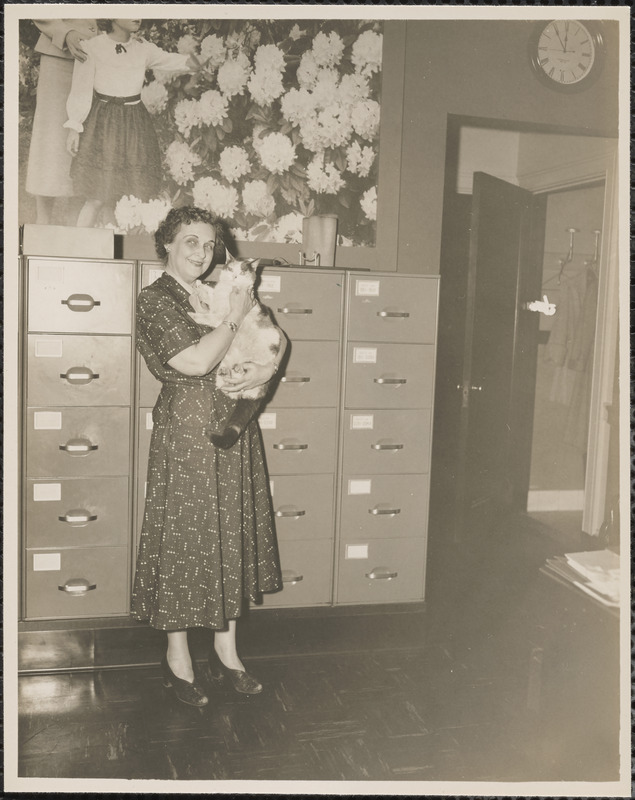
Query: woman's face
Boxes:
[
  {"xmin": 166, "ymin": 222, "xmax": 217, "ymax": 286},
  {"xmin": 112, "ymin": 19, "xmax": 142, "ymax": 35}
]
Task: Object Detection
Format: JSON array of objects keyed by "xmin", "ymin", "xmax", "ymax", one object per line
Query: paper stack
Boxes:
[{"xmin": 564, "ymin": 549, "xmax": 620, "ymax": 607}]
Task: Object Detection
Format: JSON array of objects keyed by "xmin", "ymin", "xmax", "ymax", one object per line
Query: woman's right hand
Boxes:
[
  {"xmin": 66, "ymin": 130, "xmax": 80, "ymax": 157},
  {"xmin": 227, "ymin": 285, "xmax": 255, "ymax": 326}
]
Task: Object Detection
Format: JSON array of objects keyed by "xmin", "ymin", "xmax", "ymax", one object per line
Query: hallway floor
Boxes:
[{"xmin": 17, "ymin": 514, "xmax": 621, "ymax": 785}]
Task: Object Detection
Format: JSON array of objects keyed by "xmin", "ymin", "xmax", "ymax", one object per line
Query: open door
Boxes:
[{"xmin": 454, "ymin": 172, "xmax": 547, "ymax": 539}]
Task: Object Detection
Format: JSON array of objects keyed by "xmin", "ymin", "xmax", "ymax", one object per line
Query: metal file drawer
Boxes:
[
  {"xmin": 25, "ymin": 476, "xmax": 130, "ymax": 548},
  {"xmin": 341, "ymin": 409, "xmax": 431, "ymax": 475},
  {"xmin": 259, "ymin": 269, "xmax": 344, "ymax": 341},
  {"xmin": 269, "ymin": 340, "xmax": 340, "ymax": 408},
  {"xmin": 26, "ymin": 407, "xmax": 131, "ymax": 477},
  {"xmin": 259, "ymin": 407, "xmax": 338, "ymax": 475},
  {"xmin": 25, "ymin": 546, "xmax": 129, "ymax": 619},
  {"xmin": 27, "ymin": 259, "xmax": 134, "ymax": 334},
  {"xmin": 347, "ymin": 274, "xmax": 438, "ymax": 344},
  {"xmin": 27, "ymin": 335, "xmax": 132, "ymax": 407},
  {"xmin": 336, "ymin": 537, "xmax": 426, "ymax": 604},
  {"xmin": 339, "ymin": 473, "xmax": 429, "ymax": 540},
  {"xmin": 261, "ymin": 539, "xmax": 333, "ymax": 607},
  {"xmin": 269, "ymin": 474, "xmax": 335, "ymax": 541},
  {"xmin": 344, "ymin": 343, "xmax": 434, "ymax": 410}
]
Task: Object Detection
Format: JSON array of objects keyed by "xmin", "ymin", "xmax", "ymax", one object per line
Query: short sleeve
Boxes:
[{"xmin": 136, "ymin": 286, "xmax": 201, "ymax": 365}]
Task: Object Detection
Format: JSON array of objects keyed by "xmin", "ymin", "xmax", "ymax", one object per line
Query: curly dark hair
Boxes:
[
  {"xmin": 96, "ymin": 20, "xmax": 114, "ymax": 33},
  {"xmin": 154, "ymin": 206, "xmax": 225, "ymax": 265}
]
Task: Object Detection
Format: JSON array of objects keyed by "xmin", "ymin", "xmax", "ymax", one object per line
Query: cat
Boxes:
[{"xmin": 188, "ymin": 258, "xmax": 284, "ymax": 449}]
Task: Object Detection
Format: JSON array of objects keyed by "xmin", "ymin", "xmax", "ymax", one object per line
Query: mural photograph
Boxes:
[{"xmin": 19, "ymin": 17, "xmax": 383, "ymax": 247}]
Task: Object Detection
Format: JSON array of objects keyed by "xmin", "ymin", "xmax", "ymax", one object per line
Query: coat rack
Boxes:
[{"xmin": 557, "ymin": 227, "xmax": 579, "ymax": 284}]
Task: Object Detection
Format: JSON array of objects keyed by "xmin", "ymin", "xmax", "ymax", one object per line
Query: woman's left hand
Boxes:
[{"xmin": 222, "ymin": 362, "xmax": 275, "ymax": 396}]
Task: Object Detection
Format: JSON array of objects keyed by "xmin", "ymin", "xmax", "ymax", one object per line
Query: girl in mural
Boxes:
[
  {"xmin": 64, "ymin": 19, "xmax": 200, "ymax": 228},
  {"xmin": 26, "ymin": 19, "xmax": 99, "ymax": 225}
]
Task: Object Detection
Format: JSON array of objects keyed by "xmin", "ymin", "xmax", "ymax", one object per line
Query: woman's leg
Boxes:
[
  {"xmin": 75, "ymin": 198, "xmax": 103, "ymax": 228},
  {"xmin": 166, "ymin": 630, "xmax": 195, "ymax": 682},
  {"xmin": 213, "ymin": 620, "xmax": 245, "ymax": 671}
]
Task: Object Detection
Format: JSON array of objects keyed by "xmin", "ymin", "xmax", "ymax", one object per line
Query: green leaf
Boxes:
[
  {"xmin": 266, "ymin": 174, "xmax": 279, "ymax": 194},
  {"xmin": 338, "ymin": 194, "xmax": 351, "ymax": 209},
  {"xmin": 222, "ymin": 117, "xmax": 233, "ymax": 133}
]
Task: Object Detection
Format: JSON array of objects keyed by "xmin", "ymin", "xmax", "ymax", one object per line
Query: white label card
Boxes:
[
  {"xmin": 34, "ymin": 411, "xmax": 62, "ymax": 430},
  {"xmin": 353, "ymin": 347, "xmax": 377, "ymax": 364},
  {"xmin": 346, "ymin": 544, "xmax": 369, "ymax": 560},
  {"xmin": 33, "ymin": 483, "xmax": 62, "ymax": 502},
  {"xmin": 146, "ymin": 412, "xmax": 153, "ymax": 430},
  {"xmin": 33, "ymin": 553, "xmax": 61, "ymax": 571},
  {"xmin": 348, "ymin": 479, "xmax": 372, "ymax": 495},
  {"xmin": 355, "ymin": 279, "xmax": 380, "ymax": 297},
  {"xmin": 35, "ymin": 339, "xmax": 63, "ymax": 358},
  {"xmin": 259, "ymin": 275, "xmax": 281, "ymax": 293},
  {"xmin": 259, "ymin": 412, "xmax": 277, "ymax": 430},
  {"xmin": 351, "ymin": 414, "xmax": 374, "ymax": 430}
]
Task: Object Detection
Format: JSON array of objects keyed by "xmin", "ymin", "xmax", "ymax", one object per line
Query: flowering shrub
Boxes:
[{"xmin": 18, "ymin": 18, "xmax": 383, "ymax": 246}]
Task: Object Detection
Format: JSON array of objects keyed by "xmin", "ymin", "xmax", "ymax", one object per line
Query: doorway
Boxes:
[{"xmin": 430, "ymin": 114, "xmax": 618, "ymax": 549}]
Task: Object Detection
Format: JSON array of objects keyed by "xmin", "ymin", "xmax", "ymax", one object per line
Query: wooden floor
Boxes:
[{"xmin": 17, "ymin": 513, "xmax": 620, "ymax": 784}]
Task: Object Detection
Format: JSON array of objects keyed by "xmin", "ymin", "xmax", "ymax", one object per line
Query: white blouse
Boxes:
[{"xmin": 65, "ymin": 33, "xmax": 190, "ymax": 132}]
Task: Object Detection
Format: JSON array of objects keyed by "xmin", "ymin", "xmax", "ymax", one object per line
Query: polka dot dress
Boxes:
[{"xmin": 131, "ymin": 273, "xmax": 282, "ymax": 630}]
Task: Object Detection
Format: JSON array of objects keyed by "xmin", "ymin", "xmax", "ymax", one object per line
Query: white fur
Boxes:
[{"xmin": 189, "ymin": 259, "xmax": 282, "ymax": 399}]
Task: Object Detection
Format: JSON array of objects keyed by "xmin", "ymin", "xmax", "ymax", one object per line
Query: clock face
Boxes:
[{"xmin": 529, "ymin": 20, "xmax": 605, "ymax": 92}]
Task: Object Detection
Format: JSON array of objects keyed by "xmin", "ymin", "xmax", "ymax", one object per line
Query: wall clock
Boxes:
[{"xmin": 528, "ymin": 20, "xmax": 606, "ymax": 92}]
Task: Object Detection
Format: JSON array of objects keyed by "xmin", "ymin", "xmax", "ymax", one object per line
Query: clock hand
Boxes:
[
  {"xmin": 563, "ymin": 21, "xmax": 569, "ymax": 53},
  {"xmin": 552, "ymin": 22, "xmax": 566, "ymax": 52}
]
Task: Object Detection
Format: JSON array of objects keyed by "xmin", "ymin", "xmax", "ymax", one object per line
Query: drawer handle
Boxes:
[
  {"xmin": 374, "ymin": 377, "xmax": 407, "ymax": 385},
  {"xmin": 273, "ymin": 442, "xmax": 309, "ymax": 451},
  {"xmin": 61, "ymin": 294, "xmax": 101, "ymax": 313},
  {"xmin": 369, "ymin": 507, "xmax": 401, "ymax": 516},
  {"xmin": 277, "ymin": 307, "xmax": 313, "ymax": 315},
  {"xmin": 60, "ymin": 367, "xmax": 100, "ymax": 384},
  {"xmin": 58, "ymin": 578, "xmax": 97, "ymax": 595},
  {"xmin": 371, "ymin": 443, "xmax": 404, "ymax": 451},
  {"xmin": 275, "ymin": 508, "xmax": 307, "ymax": 518},
  {"xmin": 58, "ymin": 509, "xmax": 98, "ymax": 525},
  {"xmin": 59, "ymin": 438, "xmax": 99, "ymax": 454},
  {"xmin": 365, "ymin": 567, "xmax": 399, "ymax": 580},
  {"xmin": 281, "ymin": 570, "xmax": 304, "ymax": 584},
  {"xmin": 377, "ymin": 310, "xmax": 409, "ymax": 319},
  {"xmin": 280, "ymin": 376, "xmax": 311, "ymax": 384}
]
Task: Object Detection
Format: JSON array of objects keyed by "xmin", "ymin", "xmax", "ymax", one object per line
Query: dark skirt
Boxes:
[{"xmin": 71, "ymin": 95, "xmax": 163, "ymax": 204}]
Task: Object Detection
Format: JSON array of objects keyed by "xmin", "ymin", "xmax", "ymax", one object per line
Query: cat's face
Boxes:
[{"xmin": 217, "ymin": 258, "xmax": 259, "ymax": 290}]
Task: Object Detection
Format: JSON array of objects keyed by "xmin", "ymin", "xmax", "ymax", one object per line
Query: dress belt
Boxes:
[{"xmin": 95, "ymin": 91, "xmax": 141, "ymax": 105}]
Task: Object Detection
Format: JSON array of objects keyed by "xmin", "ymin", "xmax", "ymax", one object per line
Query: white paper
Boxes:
[
  {"xmin": 348, "ymin": 479, "xmax": 372, "ymax": 495},
  {"xmin": 355, "ymin": 279, "xmax": 380, "ymax": 297},
  {"xmin": 259, "ymin": 412, "xmax": 277, "ymax": 429},
  {"xmin": 33, "ymin": 483, "xmax": 62, "ymax": 502},
  {"xmin": 353, "ymin": 347, "xmax": 377, "ymax": 364},
  {"xmin": 146, "ymin": 412, "xmax": 153, "ymax": 430},
  {"xmin": 33, "ymin": 411, "xmax": 62, "ymax": 430},
  {"xmin": 346, "ymin": 544, "xmax": 369, "ymax": 559},
  {"xmin": 270, "ymin": 479, "xmax": 274, "ymax": 496},
  {"xmin": 351, "ymin": 414, "xmax": 374, "ymax": 430},
  {"xmin": 33, "ymin": 552, "xmax": 61, "ymax": 572},
  {"xmin": 260, "ymin": 275, "xmax": 281, "ymax": 293},
  {"xmin": 34, "ymin": 338, "xmax": 63, "ymax": 358},
  {"xmin": 148, "ymin": 268, "xmax": 164, "ymax": 285}
]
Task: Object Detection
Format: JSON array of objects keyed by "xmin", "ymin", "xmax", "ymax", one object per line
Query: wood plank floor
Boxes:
[{"xmin": 17, "ymin": 514, "xmax": 620, "ymax": 783}]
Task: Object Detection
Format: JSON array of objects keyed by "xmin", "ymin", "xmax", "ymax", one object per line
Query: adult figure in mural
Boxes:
[
  {"xmin": 64, "ymin": 19, "xmax": 198, "ymax": 229},
  {"xmin": 131, "ymin": 206, "xmax": 285, "ymax": 707},
  {"xmin": 26, "ymin": 18, "xmax": 98, "ymax": 225}
]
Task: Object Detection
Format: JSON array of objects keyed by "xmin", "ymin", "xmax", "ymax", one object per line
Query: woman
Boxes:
[{"xmin": 131, "ymin": 206, "xmax": 285, "ymax": 707}]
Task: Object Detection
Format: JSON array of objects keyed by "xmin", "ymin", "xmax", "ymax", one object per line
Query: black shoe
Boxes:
[
  {"xmin": 208, "ymin": 648, "xmax": 263, "ymax": 694},
  {"xmin": 161, "ymin": 656, "xmax": 209, "ymax": 707},
  {"xmin": 207, "ymin": 424, "xmax": 242, "ymax": 449}
]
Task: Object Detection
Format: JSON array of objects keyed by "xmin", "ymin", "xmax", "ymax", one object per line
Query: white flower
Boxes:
[
  {"xmin": 248, "ymin": 70, "xmax": 285, "ymax": 106},
  {"xmin": 272, "ymin": 212, "xmax": 304, "ymax": 243},
  {"xmin": 165, "ymin": 141, "xmax": 201, "ymax": 185},
  {"xmin": 350, "ymin": 99, "xmax": 380, "ymax": 141},
  {"xmin": 338, "ymin": 73, "xmax": 370, "ymax": 106},
  {"xmin": 360, "ymin": 185, "xmax": 377, "ymax": 221},
  {"xmin": 257, "ymin": 132, "xmax": 296, "ymax": 175},
  {"xmin": 219, "ymin": 146, "xmax": 251, "ymax": 183},
  {"xmin": 242, "ymin": 180, "xmax": 275, "ymax": 218},
  {"xmin": 114, "ymin": 195, "xmax": 143, "ymax": 232},
  {"xmin": 217, "ymin": 52, "xmax": 251, "ymax": 97},
  {"xmin": 312, "ymin": 31, "xmax": 344, "ymax": 68},
  {"xmin": 152, "ymin": 68, "xmax": 180, "ymax": 85},
  {"xmin": 253, "ymin": 43, "xmax": 286, "ymax": 74},
  {"xmin": 192, "ymin": 177, "xmax": 239, "ymax": 219},
  {"xmin": 297, "ymin": 51, "xmax": 320, "ymax": 89},
  {"xmin": 298, "ymin": 104, "xmax": 352, "ymax": 153},
  {"xmin": 351, "ymin": 30, "xmax": 383, "ymax": 77},
  {"xmin": 199, "ymin": 34, "xmax": 226, "ymax": 69},
  {"xmin": 139, "ymin": 197, "xmax": 172, "ymax": 234},
  {"xmin": 141, "ymin": 80, "xmax": 169, "ymax": 115},
  {"xmin": 174, "ymin": 98, "xmax": 202, "ymax": 138},
  {"xmin": 198, "ymin": 89, "xmax": 229, "ymax": 127},
  {"xmin": 177, "ymin": 34, "xmax": 199, "ymax": 56},
  {"xmin": 280, "ymin": 88, "xmax": 315, "ymax": 126},
  {"xmin": 306, "ymin": 157, "xmax": 345, "ymax": 194},
  {"xmin": 346, "ymin": 141, "xmax": 375, "ymax": 177},
  {"xmin": 311, "ymin": 68, "xmax": 340, "ymax": 109}
]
